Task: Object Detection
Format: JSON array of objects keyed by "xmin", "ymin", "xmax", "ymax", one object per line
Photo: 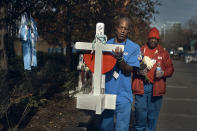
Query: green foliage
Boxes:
[
  {"xmin": 8, "ymin": 127, "xmax": 18, "ymax": 131},
  {"xmin": 39, "ymin": 98, "xmax": 47, "ymax": 106}
]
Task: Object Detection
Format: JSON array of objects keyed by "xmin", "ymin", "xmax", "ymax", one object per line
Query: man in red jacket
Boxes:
[{"xmin": 132, "ymin": 27, "xmax": 174, "ymax": 131}]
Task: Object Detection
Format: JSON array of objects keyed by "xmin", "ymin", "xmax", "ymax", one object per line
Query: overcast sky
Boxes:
[{"xmin": 151, "ymin": 0, "xmax": 197, "ymax": 30}]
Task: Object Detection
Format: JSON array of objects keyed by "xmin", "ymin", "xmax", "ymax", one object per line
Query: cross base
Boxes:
[{"xmin": 76, "ymin": 94, "xmax": 116, "ymax": 114}]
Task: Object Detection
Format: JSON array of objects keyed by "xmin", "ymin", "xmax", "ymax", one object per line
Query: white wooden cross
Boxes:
[{"xmin": 74, "ymin": 23, "xmax": 124, "ymax": 114}]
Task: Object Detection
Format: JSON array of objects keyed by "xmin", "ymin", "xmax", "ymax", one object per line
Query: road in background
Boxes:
[{"xmin": 157, "ymin": 60, "xmax": 197, "ymax": 131}]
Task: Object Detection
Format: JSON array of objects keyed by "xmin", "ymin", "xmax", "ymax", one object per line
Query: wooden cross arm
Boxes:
[
  {"xmin": 74, "ymin": 42, "xmax": 124, "ymax": 52},
  {"xmin": 74, "ymin": 42, "xmax": 93, "ymax": 50},
  {"xmin": 102, "ymin": 44, "xmax": 124, "ymax": 52}
]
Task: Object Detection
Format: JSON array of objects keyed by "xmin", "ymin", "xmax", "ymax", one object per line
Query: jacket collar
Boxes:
[{"xmin": 142, "ymin": 44, "xmax": 164, "ymax": 54}]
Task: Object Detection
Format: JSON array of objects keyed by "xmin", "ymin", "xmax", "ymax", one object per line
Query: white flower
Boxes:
[
  {"xmin": 142, "ymin": 56, "xmax": 155, "ymax": 70},
  {"xmin": 85, "ymin": 66, "xmax": 89, "ymax": 72}
]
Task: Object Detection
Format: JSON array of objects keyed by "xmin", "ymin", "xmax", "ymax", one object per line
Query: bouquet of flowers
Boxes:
[
  {"xmin": 138, "ymin": 53, "xmax": 155, "ymax": 82},
  {"xmin": 142, "ymin": 56, "xmax": 155, "ymax": 70}
]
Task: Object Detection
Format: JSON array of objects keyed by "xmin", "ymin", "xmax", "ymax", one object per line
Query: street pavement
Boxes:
[
  {"xmin": 157, "ymin": 60, "xmax": 197, "ymax": 131},
  {"xmin": 87, "ymin": 60, "xmax": 197, "ymax": 131}
]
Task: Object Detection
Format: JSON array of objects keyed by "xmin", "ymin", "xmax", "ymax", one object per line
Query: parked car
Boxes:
[{"xmin": 184, "ymin": 52, "xmax": 197, "ymax": 63}]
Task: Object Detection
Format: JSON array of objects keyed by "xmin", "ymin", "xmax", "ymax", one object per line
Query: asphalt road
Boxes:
[
  {"xmin": 86, "ymin": 60, "xmax": 197, "ymax": 131},
  {"xmin": 157, "ymin": 60, "xmax": 197, "ymax": 131}
]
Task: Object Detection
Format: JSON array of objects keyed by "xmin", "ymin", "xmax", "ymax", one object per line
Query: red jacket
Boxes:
[{"xmin": 132, "ymin": 44, "xmax": 174, "ymax": 96}]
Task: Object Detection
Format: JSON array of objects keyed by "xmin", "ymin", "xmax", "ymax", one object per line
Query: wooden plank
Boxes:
[{"xmin": 74, "ymin": 42, "xmax": 93, "ymax": 50}]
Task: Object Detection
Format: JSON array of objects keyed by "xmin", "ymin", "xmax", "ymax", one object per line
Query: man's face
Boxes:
[
  {"xmin": 115, "ymin": 20, "xmax": 130, "ymax": 43},
  {"xmin": 148, "ymin": 38, "xmax": 159, "ymax": 49}
]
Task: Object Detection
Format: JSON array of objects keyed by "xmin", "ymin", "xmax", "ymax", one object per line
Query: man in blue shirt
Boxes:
[{"xmin": 100, "ymin": 17, "xmax": 140, "ymax": 131}]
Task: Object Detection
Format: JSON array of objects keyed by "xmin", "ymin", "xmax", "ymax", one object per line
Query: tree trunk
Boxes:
[
  {"xmin": 0, "ymin": 4, "xmax": 10, "ymax": 120},
  {"xmin": 65, "ymin": 6, "xmax": 72, "ymax": 71},
  {"xmin": 0, "ymin": 5, "xmax": 8, "ymax": 71}
]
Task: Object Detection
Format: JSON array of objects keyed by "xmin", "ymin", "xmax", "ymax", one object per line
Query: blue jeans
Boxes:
[
  {"xmin": 22, "ymin": 41, "xmax": 37, "ymax": 70},
  {"xmin": 134, "ymin": 83, "xmax": 162, "ymax": 131},
  {"xmin": 101, "ymin": 102, "xmax": 132, "ymax": 131}
]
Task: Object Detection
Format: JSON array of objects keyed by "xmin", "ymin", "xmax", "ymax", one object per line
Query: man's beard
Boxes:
[
  {"xmin": 148, "ymin": 42, "xmax": 158, "ymax": 49},
  {"xmin": 117, "ymin": 34, "xmax": 126, "ymax": 43}
]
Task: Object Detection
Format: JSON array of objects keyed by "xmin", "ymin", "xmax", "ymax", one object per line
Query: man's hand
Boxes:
[
  {"xmin": 139, "ymin": 68, "xmax": 148, "ymax": 76},
  {"xmin": 155, "ymin": 70, "xmax": 164, "ymax": 78},
  {"xmin": 112, "ymin": 47, "xmax": 123, "ymax": 61}
]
